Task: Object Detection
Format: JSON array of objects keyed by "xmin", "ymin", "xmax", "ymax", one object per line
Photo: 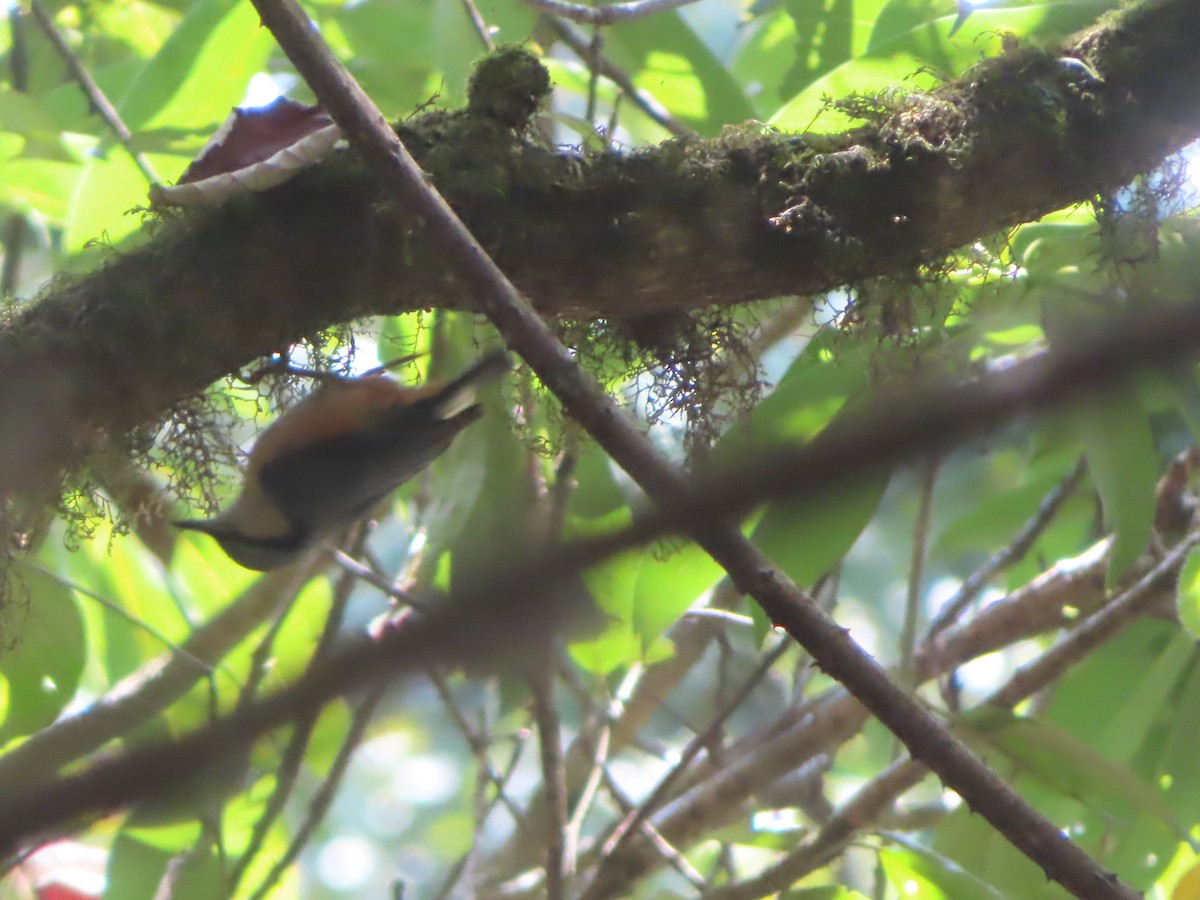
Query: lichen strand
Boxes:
[{"xmin": 559, "ymin": 303, "xmax": 766, "ymax": 459}]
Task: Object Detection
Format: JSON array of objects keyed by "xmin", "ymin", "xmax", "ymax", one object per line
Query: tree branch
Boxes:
[
  {"xmin": 244, "ymin": 2, "xmax": 1142, "ymax": 896},
  {"xmin": 1, "ymin": 0, "xmax": 1198, "ymax": 498}
]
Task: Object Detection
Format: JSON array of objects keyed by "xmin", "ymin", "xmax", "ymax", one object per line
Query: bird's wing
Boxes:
[{"xmin": 257, "ymin": 402, "xmax": 484, "ymax": 534}]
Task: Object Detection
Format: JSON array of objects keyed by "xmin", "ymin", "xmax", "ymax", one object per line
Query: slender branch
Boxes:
[
  {"xmin": 522, "ymin": 0, "xmax": 705, "ymax": 26},
  {"xmin": 434, "ymin": 720, "xmax": 531, "ymax": 900},
  {"xmin": 0, "ymin": 463, "xmax": 1161, "ymax": 866},
  {"xmin": 563, "ymin": 701, "xmax": 611, "ymax": 876},
  {"xmin": 2, "ymin": 7, "xmax": 30, "ymax": 299},
  {"xmin": 0, "ymin": 216, "xmax": 26, "ymax": 299},
  {"xmin": 229, "ymin": 536, "xmax": 360, "ymax": 893},
  {"xmin": 529, "ymin": 666, "xmax": 568, "ymax": 900},
  {"xmin": 584, "ymin": 27, "xmax": 601, "ymax": 128},
  {"xmin": 429, "ymin": 671, "xmax": 532, "ymax": 831},
  {"xmin": 23, "ymin": 562, "xmax": 212, "ymax": 671},
  {"xmin": 588, "ymin": 637, "xmax": 791, "ymax": 891},
  {"xmin": 461, "ymin": 0, "xmax": 496, "ymax": 50},
  {"xmin": 898, "ymin": 456, "xmax": 938, "ymax": 692},
  {"xmin": 597, "ymin": 769, "xmax": 707, "ymax": 890},
  {"xmin": 246, "ymin": 682, "xmax": 386, "ymax": 900},
  {"xmin": 243, "ymin": 4, "xmax": 1145, "ymax": 897},
  {"xmin": 986, "ymin": 532, "xmax": 1199, "ymax": 709},
  {"xmin": 545, "ymin": 17, "xmax": 691, "ymax": 136},
  {"xmin": 27, "ymin": 0, "xmax": 158, "ymax": 185},
  {"xmin": 0, "ymin": 559, "xmax": 321, "ymax": 796},
  {"xmin": 701, "ymin": 528, "xmax": 1200, "ymax": 900},
  {"xmin": 927, "ymin": 457, "xmax": 1087, "ymax": 637},
  {"xmin": 700, "ymin": 758, "xmax": 929, "ymax": 900}
]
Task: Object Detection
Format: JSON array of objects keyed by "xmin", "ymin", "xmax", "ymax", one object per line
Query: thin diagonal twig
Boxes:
[
  {"xmin": 546, "ymin": 17, "xmax": 692, "ymax": 136},
  {"xmin": 523, "ymin": 0, "xmax": 705, "ymax": 26},
  {"xmin": 28, "ymin": 0, "xmax": 158, "ymax": 185},
  {"xmin": 703, "ymin": 529, "xmax": 1200, "ymax": 900},
  {"xmin": 595, "ymin": 637, "xmax": 792, "ymax": 873},
  {"xmin": 246, "ymin": 682, "xmax": 386, "ymax": 900},
  {"xmin": 2, "ymin": 7, "xmax": 30, "ymax": 299},
  {"xmin": 461, "ymin": 0, "xmax": 496, "ymax": 50},
  {"xmin": 228, "ymin": 533, "xmax": 363, "ymax": 893},
  {"xmin": 899, "ymin": 456, "xmax": 938, "ymax": 692},
  {"xmin": 927, "ymin": 456, "xmax": 1087, "ymax": 637},
  {"xmin": 529, "ymin": 665, "xmax": 568, "ymax": 900}
]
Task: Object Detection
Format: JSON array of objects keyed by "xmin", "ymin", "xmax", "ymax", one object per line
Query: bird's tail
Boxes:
[{"xmin": 430, "ymin": 350, "xmax": 511, "ymax": 420}]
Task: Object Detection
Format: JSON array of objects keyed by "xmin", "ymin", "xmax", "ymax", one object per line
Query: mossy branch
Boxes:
[{"xmin": 0, "ymin": 0, "xmax": 1198, "ymax": 502}]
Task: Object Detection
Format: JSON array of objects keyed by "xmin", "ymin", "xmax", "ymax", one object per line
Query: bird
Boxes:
[{"xmin": 175, "ymin": 351, "xmax": 510, "ymax": 570}]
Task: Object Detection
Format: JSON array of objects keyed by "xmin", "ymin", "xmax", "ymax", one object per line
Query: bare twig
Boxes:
[
  {"xmin": 927, "ymin": 457, "xmax": 1087, "ymax": 637},
  {"xmin": 584, "ymin": 28, "xmax": 601, "ymax": 127},
  {"xmin": 2, "ymin": 8, "xmax": 30, "ymax": 299},
  {"xmin": 22, "ymin": 562, "xmax": 212, "ymax": 672},
  {"xmin": 28, "ymin": 0, "xmax": 158, "ymax": 185},
  {"xmin": 529, "ymin": 666, "xmax": 568, "ymax": 900},
  {"xmin": 700, "ymin": 758, "xmax": 929, "ymax": 900},
  {"xmin": 0, "ymin": 559, "xmax": 319, "ymax": 797},
  {"xmin": 589, "ymin": 637, "xmax": 792, "ymax": 890},
  {"xmin": 702, "ymin": 528, "xmax": 1200, "ymax": 900},
  {"xmin": 563, "ymin": 700, "xmax": 612, "ymax": 875},
  {"xmin": 434, "ymin": 719, "xmax": 531, "ymax": 900},
  {"xmin": 0, "ymin": 472, "xmax": 1166, "ymax": 868},
  {"xmin": 228, "ymin": 536, "xmax": 361, "ymax": 893},
  {"xmin": 898, "ymin": 456, "xmax": 938, "ymax": 692},
  {"xmin": 599, "ymin": 770, "xmax": 708, "ymax": 890},
  {"xmin": 246, "ymin": 682, "xmax": 386, "ymax": 900},
  {"xmin": 430, "ymin": 671, "xmax": 532, "ymax": 830},
  {"xmin": 522, "ymin": 0, "xmax": 704, "ymax": 26},
  {"xmin": 986, "ymin": 532, "xmax": 1198, "ymax": 709},
  {"xmin": 546, "ymin": 17, "xmax": 692, "ymax": 136},
  {"xmin": 461, "ymin": 0, "xmax": 496, "ymax": 50}
]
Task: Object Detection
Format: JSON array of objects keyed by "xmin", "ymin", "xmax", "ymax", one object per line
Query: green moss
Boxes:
[{"xmin": 466, "ymin": 45, "xmax": 552, "ymax": 131}]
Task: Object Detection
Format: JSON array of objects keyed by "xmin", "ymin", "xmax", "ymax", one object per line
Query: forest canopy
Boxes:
[{"xmin": 2, "ymin": 1, "xmax": 1200, "ymax": 899}]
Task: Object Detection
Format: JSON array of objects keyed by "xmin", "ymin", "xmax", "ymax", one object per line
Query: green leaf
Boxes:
[
  {"xmin": 116, "ymin": 0, "xmax": 272, "ymax": 133},
  {"xmin": 106, "ymin": 833, "xmax": 222, "ymax": 900},
  {"xmin": 778, "ymin": 0, "xmax": 891, "ymax": 100},
  {"xmin": 632, "ymin": 539, "xmax": 723, "ymax": 644},
  {"xmin": 752, "ymin": 465, "xmax": 889, "ymax": 594},
  {"xmin": 1159, "ymin": 661, "xmax": 1200, "ymax": 825},
  {"xmin": 771, "ymin": 4, "xmax": 1113, "ymax": 131},
  {"xmin": 0, "ymin": 567, "xmax": 86, "ymax": 744},
  {"xmin": 931, "ymin": 805, "xmax": 1054, "ymax": 899},
  {"xmin": 569, "ymin": 511, "xmax": 643, "ymax": 676},
  {"xmin": 1073, "ymin": 386, "xmax": 1158, "ymax": 585},
  {"xmin": 957, "ymin": 707, "xmax": 1184, "ymax": 839},
  {"xmin": 931, "ymin": 447, "xmax": 1083, "ymax": 562},
  {"xmin": 879, "ymin": 837, "xmax": 1005, "ymax": 900},
  {"xmin": 0, "ymin": 154, "xmax": 83, "ymax": 222},
  {"xmin": 780, "ymin": 886, "xmax": 870, "ymax": 899},
  {"xmin": 609, "ymin": 12, "xmax": 755, "ymax": 133},
  {"xmin": 65, "ymin": 0, "xmax": 273, "ymax": 251},
  {"xmin": 1093, "ymin": 630, "xmax": 1196, "ymax": 763}
]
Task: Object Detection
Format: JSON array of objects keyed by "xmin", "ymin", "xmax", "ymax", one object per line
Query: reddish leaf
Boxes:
[{"xmin": 151, "ymin": 97, "xmax": 341, "ymax": 206}]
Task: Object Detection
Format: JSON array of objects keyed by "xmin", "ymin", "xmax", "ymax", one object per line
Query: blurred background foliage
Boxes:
[{"xmin": 4, "ymin": 0, "xmax": 1200, "ymax": 898}]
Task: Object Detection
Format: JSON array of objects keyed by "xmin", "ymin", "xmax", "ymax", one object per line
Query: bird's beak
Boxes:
[{"xmin": 173, "ymin": 518, "xmax": 216, "ymax": 534}]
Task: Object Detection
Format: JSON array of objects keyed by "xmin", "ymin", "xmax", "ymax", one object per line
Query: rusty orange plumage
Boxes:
[{"xmin": 175, "ymin": 352, "xmax": 509, "ymax": 570}]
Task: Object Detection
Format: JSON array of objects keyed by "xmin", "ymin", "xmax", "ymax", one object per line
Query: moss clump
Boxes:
[{"xmin": 466, "ymin": 46, "xmax": 551, "ymax": 131}]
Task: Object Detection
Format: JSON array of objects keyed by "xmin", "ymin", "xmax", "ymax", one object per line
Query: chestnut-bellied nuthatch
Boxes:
[{"xmin": 175, "ymin": 352, "xmax": 510, "ymax": 571}]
